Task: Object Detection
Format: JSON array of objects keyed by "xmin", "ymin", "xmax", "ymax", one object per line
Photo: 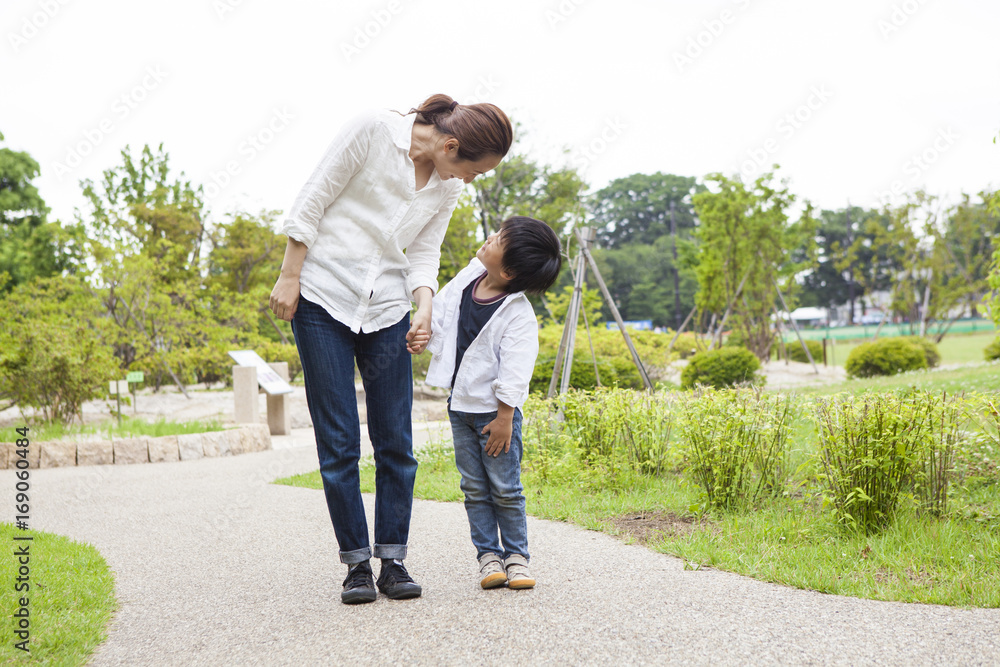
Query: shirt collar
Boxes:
[{"xmin": 393, "ymin": 112, "xmax": 416, "ymax": 151}]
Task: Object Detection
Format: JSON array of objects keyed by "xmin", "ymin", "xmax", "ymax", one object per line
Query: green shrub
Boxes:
[
  {"xmin": 530, "ymin": 353, "xmax": 642, "ymax": 393},
  {"xmin": 723, "ymin": 330, "xmax": 749, "ymax": 349},
  {"xmin": 984, "ymin": 337, "xmax": 1000, "ymax": 362},
  {"xmin": 523, "ymin": 389, "xmax": 683, "ymax": 484},
  {"xmin": 814, "ymin": 391, "xmax": 960, "ymax": 532},
  {"xmin": 788, "ymin": 339, "xmax": 824, "ymax": 364},
  {"xmin": 671, "ymin": 332, "xmax": 702, "ymax": 359},
  {"xmin": 844, "ymin": 338, "xmax": 927, "ymax": 378},
  {"xmin": 680, "ymin": 347, "xmax": 763, "ymax": 389},
  {"xmin": 0, "ymin": 319, "xmax": 119, "ymax": 424},
  {"xmin": 679, "ymin": 388, "xmax": 794, "ymax": 511},
  {"xmin": 903, "ymin": 336, "xmax": 940, "ymax": 368}
]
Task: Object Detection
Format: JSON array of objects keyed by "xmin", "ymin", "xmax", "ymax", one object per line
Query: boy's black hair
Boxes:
[{"xmin": 499, "ymin": 216, "xmax": 562, "ymax": 295}]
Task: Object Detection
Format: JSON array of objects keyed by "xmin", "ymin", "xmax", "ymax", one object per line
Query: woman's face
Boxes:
[{"xmin": 435, "ymin": 143, "xmax": 502, "ymax": 184}]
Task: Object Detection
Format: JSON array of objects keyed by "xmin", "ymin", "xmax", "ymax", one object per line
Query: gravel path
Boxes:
[{"xmin": 6, "ymin": 440, "xmax": 999, "ymax": 666}]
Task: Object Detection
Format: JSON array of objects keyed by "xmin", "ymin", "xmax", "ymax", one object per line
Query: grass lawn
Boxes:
[
  {"xmin": 29, "ymin": 416, "xmax": 227, "ymax": 443},
  {"xmin": 0, "ymin": 523, "xmax": 116, "ymax": 665},
  {"xmin": 786, "ymin": 360, "xmax": 1000, "ymax": 397}
]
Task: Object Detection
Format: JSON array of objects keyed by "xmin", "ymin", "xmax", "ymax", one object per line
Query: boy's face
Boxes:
[{"xmin": 476, "ymin": 231, "xmax": 513, "ymax": 283}]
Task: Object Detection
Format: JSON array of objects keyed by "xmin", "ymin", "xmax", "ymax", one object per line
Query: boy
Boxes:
[{"xmin": 413, "ymin": 216, "xmax": 561, "ymax": 589}]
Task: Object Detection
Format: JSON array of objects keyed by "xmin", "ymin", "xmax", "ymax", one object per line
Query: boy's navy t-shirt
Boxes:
[{"xmin": 451, "ymin": 272, "xmax": 508, "ymax": 390}]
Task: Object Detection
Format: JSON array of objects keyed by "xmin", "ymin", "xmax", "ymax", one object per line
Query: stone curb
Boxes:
[{"xmin": 0, "ymin": 424, "xmax": 272, "ymax": 469}]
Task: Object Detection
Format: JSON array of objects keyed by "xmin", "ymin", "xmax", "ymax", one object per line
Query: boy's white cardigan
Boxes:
[{"xmin": 425, "ymin": 258, "xmax": 539, "ymax": 413}]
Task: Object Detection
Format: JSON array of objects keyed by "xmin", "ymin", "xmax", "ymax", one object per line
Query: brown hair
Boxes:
[{"xmin": 409, "ymin": 93, "xmax": 513, "ymax": 162}]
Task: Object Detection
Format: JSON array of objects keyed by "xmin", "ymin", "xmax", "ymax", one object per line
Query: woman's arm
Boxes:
[{"xmin": 269, "ymin": 238, "xmax": 308, "ymax": 321}]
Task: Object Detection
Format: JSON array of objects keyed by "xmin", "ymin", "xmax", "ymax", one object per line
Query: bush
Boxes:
[
  {"xmin": 787, "ymin": 339, "xmax": 824, "ymax": 364},
  {"xmin": 671, "ymin": 332, "xmax": 702, "ymax": 359},
  {"xmin": 530, "ymin": 354, "xmax": 637, "ymax": 393},
  {"xmin": 679, "ymin": 388, "xmax": 794, "ymax": 510},
  {"xmin": 903, "ymin": 336, "xmax": 940, "ymax": 368},
  {"xmin": 0, "ymin": 319, "xmax": 119, "ymax": 424},
  {"xmin": 844, "ymin": 338, "xmax": 927, "ymax": 379},
  {"xmin": 680, "ymin": 347, "xmax": 763, "ymax": 389},
  {"xmin": 815, "ymin": 391, "xmax": 963, "ymax": 532},
  {"xmin": 984, "ymin": 337, "xmax": 1000, "ymax": 362}
]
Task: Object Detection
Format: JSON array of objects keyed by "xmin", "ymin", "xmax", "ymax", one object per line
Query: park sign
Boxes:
[
  {"xmin": 228, "ymin": 350, "xmax": 294, "ymax": 395},
  {"xmin": 126, "ymin": 371, "xmax": 145, "ymax": 383}
]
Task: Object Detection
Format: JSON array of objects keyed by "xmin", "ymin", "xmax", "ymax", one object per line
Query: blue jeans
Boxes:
[
  {"xmin": 291, "ymin": 296, "xmax": 417, "ymax": 564},
  {"xmin": 448, "ymin": 406, "xmax": 529, "ymax": 561}
]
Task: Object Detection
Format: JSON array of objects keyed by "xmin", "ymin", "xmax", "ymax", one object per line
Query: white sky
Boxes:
[{"xmin": 3, "ymin": 0, "xmax": 998, "ymax": 227}]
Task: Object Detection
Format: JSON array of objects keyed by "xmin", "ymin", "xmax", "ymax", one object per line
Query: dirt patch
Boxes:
[{"xmin": 606, "ymin": 510, "xmax": 710, "ymax": 545}]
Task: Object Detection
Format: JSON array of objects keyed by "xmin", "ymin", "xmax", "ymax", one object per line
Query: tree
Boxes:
[
  {"xmin": 932, "ymin": 191, "xmax": 1000, "ymax": 320},
  {"xmin": 589, "ymin": 172, "xmax": 702, "ymax": 248},
  {"xmin": 798, "ymin": 205, "xmax": 884, "ymax": 320},
  {"xmin": 592, "ymin": 235, "xmax": 698, "ymax": 327},
  {"xmin": 0, "ymin": 130, "xmax": 83, "ymax": 290},
  {"xmin": 692, "ymin": 171, "xmax": 817, "ymax": 360},
  {"xmin": 207, "ymin": 209, "xmax": 284, "ymax": 295},
  {"xmin": 80, "ymin": 143, "xmax": 206, "ymax": 282}
]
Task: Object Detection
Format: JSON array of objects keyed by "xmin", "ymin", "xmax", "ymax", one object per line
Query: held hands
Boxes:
[
  {"xmin": 406, "ymin": 305, "xmax": 432, "ymax": 355},
  {"xmin": 482, "ymin": 413, "xmax": 513, "ymax": 457}
]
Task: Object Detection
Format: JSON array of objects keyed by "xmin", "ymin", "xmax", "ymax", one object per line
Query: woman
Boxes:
[{"xmin": 270, "ymin": 94, "xmax": 512, "ymax": 605}]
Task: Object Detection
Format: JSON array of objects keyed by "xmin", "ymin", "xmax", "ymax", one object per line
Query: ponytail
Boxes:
[{"xmin": 409, "ymin": 93, "xmax": 513, "ymax": 161}]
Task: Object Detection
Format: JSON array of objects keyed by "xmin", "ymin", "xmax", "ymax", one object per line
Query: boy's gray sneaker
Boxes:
[
  {"xmin": 478, "ymin": 553, "xmax": 507, "ymax": 589},
  {"xmin": 504, "ymin": 554, "xmax": 535, "ymax": 589}
]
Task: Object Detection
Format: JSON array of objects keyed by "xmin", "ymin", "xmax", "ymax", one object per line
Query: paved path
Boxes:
[{"xmin": 5, "ymin": 440, "xmax": 999, "ymax": 666}]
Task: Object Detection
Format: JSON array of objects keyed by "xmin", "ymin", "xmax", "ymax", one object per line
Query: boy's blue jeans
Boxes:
[
  {"xmin": 291, "ymin": 296, "xmax": 417, "ymax": 564},
  {"xmin": 448, "ymin": 406, "xmax": 529, "ymax": 561}
]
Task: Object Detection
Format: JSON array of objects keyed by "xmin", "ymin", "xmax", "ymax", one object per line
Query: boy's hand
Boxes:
[
  {"xmin": 482, "ymin": 412, "xmax": 513, "ymax": 457},
  {"xmin": 407, "ymin": 328, "xmax": 430, "ymax": 355}
]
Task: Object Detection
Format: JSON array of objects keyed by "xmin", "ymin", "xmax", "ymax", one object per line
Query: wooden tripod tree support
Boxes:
[
  {"xmin": 667, "ymin": 305, "xmax": 698, "ymax": 354},
  {"xmin": 772, "ymin": 277, "xmax": 819, "ymax": 374},
  {"xmin": 548, "ymin": 228, "xmax": 654, "ymax": 398},
  {"xmin": 706, "ymin": 268, "xmax": 752, "ymax": 351}
]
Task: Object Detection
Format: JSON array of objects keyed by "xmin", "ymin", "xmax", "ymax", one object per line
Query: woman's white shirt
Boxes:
[{"xmin": 282, "ymin": 108, "xmax": 463, "ymax": 334}]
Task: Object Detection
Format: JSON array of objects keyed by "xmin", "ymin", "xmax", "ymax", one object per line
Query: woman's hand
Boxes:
[
  {"xmin": 271, "ymin": 238, "xmax": 308, "ymax": 321},
  {"xmin": 406, "ymin": 305, "xmax": 431, "ymax": 355},
  {"xmin": 270, "ymin": 274, "xmax": 301, "ymax": 322}
]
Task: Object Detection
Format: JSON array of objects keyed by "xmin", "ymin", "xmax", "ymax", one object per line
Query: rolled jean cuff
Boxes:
[
  {"xmin": 373, "ymin": 543, "xmax": 407, "ymax": 560},
  {"xmin": 339, "ymin": 546, "xmax": 372, "ymax": 565}
]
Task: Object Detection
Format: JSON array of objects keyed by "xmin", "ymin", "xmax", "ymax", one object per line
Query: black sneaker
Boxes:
[
  {"xmin": 341, "ymin": 561, "xmax": 376, "ymax": 605},
  {"xmin": 376, "ymin": 560, "xmax": 422, "ymax": 600}
]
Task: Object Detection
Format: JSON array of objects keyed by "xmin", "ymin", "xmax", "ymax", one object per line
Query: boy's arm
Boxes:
[
  {"xmin": 482, "ymin": 305, "xmax": 539, "ymax": 456},
  {"xmin": 490, "ymin": 306, "xmax": 540, "ymax": 410}
]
